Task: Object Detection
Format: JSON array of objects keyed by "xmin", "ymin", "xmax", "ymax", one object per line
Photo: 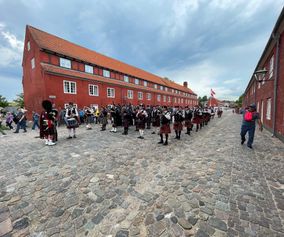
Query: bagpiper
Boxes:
[
  {"xmin": 40, "ymin": 100, "xmax": 58, "ymax": 146},
  {"xmin": 184, "ymin": 106, "xmax": 193, "ymax": 135},
  {"xmin": 151, "ymin": 106, "xmax": 161, "ymax": 134},
  {"xmin": 136, "ymin": 105, "xmax": 148, "ymax": 139},
  {"xmin": 173, "ymin": 107, "xmax": 184, "ymax": 140},
  {"xmin": 158, "ymin": 106, "xmax": 171, "ymax": 145}
]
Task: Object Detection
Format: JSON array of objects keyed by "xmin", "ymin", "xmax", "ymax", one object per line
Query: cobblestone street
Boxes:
[{"xmin": 0, "ymin": 111, "xmax": 283, "ymax": 237}]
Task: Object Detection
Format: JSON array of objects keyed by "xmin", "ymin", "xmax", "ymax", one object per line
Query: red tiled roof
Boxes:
[
  {"xmin": 208, "ymin": 97, "xmax": 220, "ymax": 106},
  {"xmin": 28, "ymin": 25, "xmax": 196, "ymax": 95}
]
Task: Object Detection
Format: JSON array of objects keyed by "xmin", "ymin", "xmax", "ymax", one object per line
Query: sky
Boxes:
[{"xmin": 0, "ymin": 0, "xmax": 283, "ymax": 101}]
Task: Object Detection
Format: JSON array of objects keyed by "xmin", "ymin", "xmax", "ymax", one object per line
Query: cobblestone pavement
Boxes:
[{"xmin": 0, "ymin": 111, "xmax": 283, "ymax": 237}]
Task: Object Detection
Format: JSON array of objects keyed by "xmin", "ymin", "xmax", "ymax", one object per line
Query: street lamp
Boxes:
[{"xmin": 254, "ymin": 69, "xmax": 268, "ymax": 83}]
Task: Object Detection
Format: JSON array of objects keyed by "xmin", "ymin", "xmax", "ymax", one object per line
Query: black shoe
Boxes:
[
  {"xmin": 177, "ymin": 136, "xmax": 180, "ymax": 140},
  {"xmin": 137, "ymin": 136, "xmax": 141, "ymax": 139},
  {"xmin": 247, "ymin": 145, "xmax": 253, "ymax": 149},
  {"xmin": 158, "ymin": 141, "xmax": 163, "ymax": 144},
  {"xmin": 163, "ymin": 142, "xmax": 168, "ymax": 146},
  {"xmin": 152, "ymin": 131, "xmax": 156, "ymax": 134},
  {"xmin": 140, "ymin": 136, "xmax": 144, "ymax": 139},
  {"xmin": 73, "ymin": 135, "xmax": 76, "ymax": 138},
  {"xmin": 67, "ymin": 136, "xmax": 72, "ymax": 139},
  {"xmin": 14, "ymin": 131, "xmax": 19, "ymax": 133},
  {"xmin": 175, "ymin": 136, "xmax": 178, "ymax": 139},
  {"xmin": 241, "ymin": 139, "xmax": 246, "ymax": 145}
]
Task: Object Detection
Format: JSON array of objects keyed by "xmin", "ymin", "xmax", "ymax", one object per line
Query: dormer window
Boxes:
[
  {"xmin": 154, "ymin": 84, "xmax": 158, "ymax": 89},
  {"xmin": 85, "ymin": 65, "xmax": 93, "ymax": 74},
  {"xmin": 60, "ymin": 58, "xmax": 71, "ymax": 69},
  {"xmin": 144, "ymin": 81, "xmax": 147, "ymax": 87},
  {"xmin": 135, "ymin": 78, "xmax": 139, "ymax": 85},
  {"xmin": 103, "ymin": 69, "xmax": 110, "ymax": 78},
  {"xmin": 124, "ymin": 75, "xmax": 129, "ymax": 83}
]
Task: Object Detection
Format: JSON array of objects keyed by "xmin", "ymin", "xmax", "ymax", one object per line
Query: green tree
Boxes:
[
  {"xmin": 13, "ymin": 93, "xmax": 24, "ymax": 108},
  {"xmin": 0, "ymin": 95, "xmax": 9, "ymax": 108},
  {"xmin": 235, "ymin": 94, "xmax": 244, "ymax": 107}
]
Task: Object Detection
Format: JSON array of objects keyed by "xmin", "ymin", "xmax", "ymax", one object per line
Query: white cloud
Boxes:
[
  {"xmin": 0, "ymin": 75, "xmax": 22, "ymax": 101},
  {"xmin": 0, "ymin": 23, "xmax": 24, "ymax": 66},
  {"xmin": 0, "ymin": 46, "xmax": 21, "ymax": 66}
]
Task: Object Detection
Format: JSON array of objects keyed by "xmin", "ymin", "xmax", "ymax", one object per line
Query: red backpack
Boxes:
[{"xmin": 244, "ymin": 111, "xmax": 253, "ymax": 122}]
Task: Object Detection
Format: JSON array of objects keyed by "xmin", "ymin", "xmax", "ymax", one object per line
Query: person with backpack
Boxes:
[{"xmin": 240, "ymin": 104, "xmax": 263, "ymax": 149}]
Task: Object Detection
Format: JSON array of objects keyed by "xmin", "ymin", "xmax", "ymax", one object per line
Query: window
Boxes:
[
  {"xmin": 31, "ymin": 58, "xmax": 35, "ymax": 69},
  {"xmin": 64, "ymin": 81, "xmax": 76, "ymax": 94},
  {"xmin": 127, "ymin": 90, "xmax": 133, "ymax": 99},
  {"xmin": 60, "ymin": 58, "xmax": 71, "ymax": 69},
  {"xmin": 172, "ymin": 89, "xmax": 174, "ymax": 93},
  {"xmin": 266, "ymin": 98, "xmax": 271, "ymax": 120},
  {"xmin": 157, "ymin": 94, "xmax": 161, "ymax": 102},
  {"xmin": 178, "ymin": 98, "xmax": 180, "ymax": 103},
  {"xmin": 174, "ymin": 97, "xmax": 177, "ymax": 103},
  {"xmin": 89, "ymin": 84, "xmax": 98, "ymax": 96},
  {"xmin": 124, "ymin": 75, "xmax": 129, "ymax": 83},
  {"xmin": 168, "ymin": 96, "xmax": 171, "ymax": 102},
  {"xmin": 85, "ymin": 65, "xmax": 94, "ymax": 74},
  {"xmin": 103, "ymin": 69, "xmax": 110, "ymax": 78},
  {"xmin": 269, "ymin": 55, "xmax": 274, "ymax": 79},
  {"xmin": 165, "ymin": 87, "xmax": 168, "ymax": 92},
  {"xmin": 107, "ymin": 88, "xmax": 115, "ymax": 98},
  {"xmin": 181, "ymin": 98, "xmax": 184, "ymax": 104},
  {"xmin": 135, "ymin": 78, "xmax": 139, "ymax": 85},
  {"xmin": 163, "ymin": 95, "xmax": 166, "ymax": 102},
  {"xmin": 27, "ymin": 41, "xmax": 30, "ymax": 51},
  {"xmin": 138, "ymin": 92, "xmax": 143, "ymax": 100},
  {"xmin": 144, "ymin": 81, "xmax": 147, "ymax": 87},
  {"xmin": 160, "ymin": 86, "xmax": 164, "ymax": 91},
  {"xmin": 147, "ymin": 93, "xmax": 151, "ymax": 100},
  {"xmin": 154, "ymin": 84, "xmax": 158, "ymax": 89}
]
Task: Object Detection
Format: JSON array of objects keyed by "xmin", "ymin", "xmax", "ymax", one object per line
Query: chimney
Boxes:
[{"xmin": 183, "ymin": 81, "xmax": 188, "ymax": 88}]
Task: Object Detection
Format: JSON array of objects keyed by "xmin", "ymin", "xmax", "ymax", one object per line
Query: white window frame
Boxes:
[
  {"xmin": 269, "ymin": 55, "xmax": 274, "ymax": 79},
  {"xmin": 135, "ymin": 78, "xmax": 139, "ymax": 85},
  {"xmin": 266, "ymin": 98, "xmax": 271, "ymax": 120},
  {"xmin": 138, "ymin": 92, "xmax": 143, "ymax": 100},
  {"xmin": 27, "ymin": 41, "xmax": 30, "ymax": 51},
  {"xmin": 107, "ymin": 88, "xmax": 115, "ymax": 98},
  {"xmin": 85, "ymin": 65, "xmax": 94, "ymax": 74},
  {"xmin": 124, "ymin": 75, "xmax": 129, "ymax": 83},
  {"xmin": 168, "ymin": 96, "xmax": 171, "ymax": 102},
  {"xmin": 154, "ymin": 84, "xmax": 158, "ymax": 89},
  {"xmin": 163, "ymin": 95, "xmax": 166, "ymax": 102},
  {"xmin": 127, "ymin": 90, "xmax": 133, "ymax": 99},
  {"xmin": 174, "ymin": 97, "xmax": 177, "ymax": 103},
  {"xmin": 157, "ymin": 94, "xmax": 161, "ymax": 102},
  {"xmin": 147, "ymin": 93, "xmax": 151, "ymax": 100},
  {"xmin": 63, "ymin": 80, "xmax": 77, "ymax": 94},
  {"xmin": 103, "ymin": 69, "xmax": 110, "ymax": 78},
  {"xmin": 89, "ymin": 84, "xmax": 99, "ymax": 96},
  {"xmin": 144, "ymin": 81, "xmax": 147, "ymax": 87},
  {"xmin": 60, "ymin": 58, "xmax": 71, "ymax": 69},
  {"xmin": 181, "ymin": 98, "xmax": 184, "ymax": 103},
  {"xmin": 160, "ymin": 86, "xmax": 164, "ymax": 91},
  {"xmin": 31, "ymin": 57, "xmax": 35, "ymax": 69}
]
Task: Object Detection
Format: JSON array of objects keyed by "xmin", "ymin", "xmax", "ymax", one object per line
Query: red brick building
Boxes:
[
  {"xmin": 208, "ymin": 97, "xmax": 220, "ymax": 107},
  {"xmin": 22, "ymin": 25, "xmax": 198, "ymax": 117},
  {"xmin": 243, "ymin": 7, "xmax": 284, "ymax": 141}
]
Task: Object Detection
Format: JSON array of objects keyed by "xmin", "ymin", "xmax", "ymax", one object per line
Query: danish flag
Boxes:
[{"xmin": 210, "ymin": 89, "xmax": 216, "ymax": 97}]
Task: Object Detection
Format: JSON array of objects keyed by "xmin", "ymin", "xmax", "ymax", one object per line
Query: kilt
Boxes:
[
  {"xmin": 137, "ymin": 120, "xmax": 146, "ymax": 129},
  {"xmin": 160, "ymin": 124, "xmax": 171, "ymax": 134},
  {"xmin": 192, "ymin": 117, "xmax": 201, "ymax": 124},
  {"xmin": 66, "ymin": 118, "xmax": 79, "ymax": 129},
  {"xmin": 173, "ymin": 122, "xmax": 183, "ymax": 131},
  {"xmin": 184, "ymin": 120, "xmax": 192, "ymax": 128}
]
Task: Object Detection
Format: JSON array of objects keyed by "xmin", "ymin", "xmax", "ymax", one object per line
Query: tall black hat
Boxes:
[{"xmin": 42, "ymin": 100, "xmax": 52, "ymax": 112}]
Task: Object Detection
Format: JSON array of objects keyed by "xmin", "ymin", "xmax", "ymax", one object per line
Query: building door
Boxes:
[{"xmin": 261, "ymin": 100, "xmax": 264, "ymax": 122}]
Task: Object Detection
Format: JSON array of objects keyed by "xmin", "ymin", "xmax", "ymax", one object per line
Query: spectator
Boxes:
[
  {"xmin": 6, "ymin": 112, "xmax": 14, "ymax": 129},
  {"xmin": 14, "ymin": 108, "xmax": 27, "ymax": 133},
  {"xmin": 32, "ymin": 111, "xmax": 40, "ymax": 130}
]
